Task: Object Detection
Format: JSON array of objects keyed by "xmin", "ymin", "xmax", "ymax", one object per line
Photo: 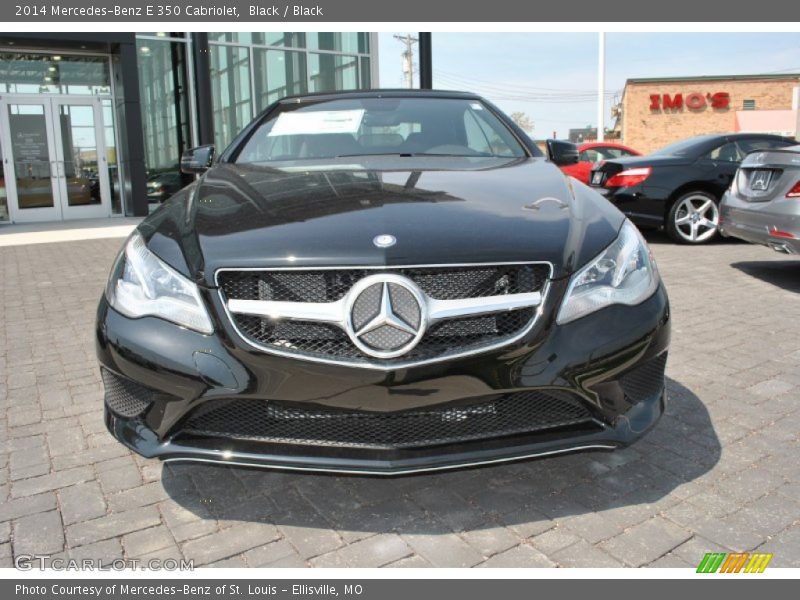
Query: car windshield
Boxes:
[{"xmin": 234, "ymin": 97, "xmax": 528, "ymax": 164}]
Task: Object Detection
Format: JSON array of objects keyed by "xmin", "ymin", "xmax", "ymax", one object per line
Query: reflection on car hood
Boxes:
[{"xmin": 139, "ymin": 156, "xmax": 625, "ymax": 285}]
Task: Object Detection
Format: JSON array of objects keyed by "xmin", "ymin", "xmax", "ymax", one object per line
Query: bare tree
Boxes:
[{"xmin": 510, "ymin": 112, "xmax": 534, "ymax": 133}]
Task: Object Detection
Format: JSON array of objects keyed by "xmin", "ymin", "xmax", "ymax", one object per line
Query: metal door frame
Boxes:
[
  {"xmin": 0, "ymin": 94, "xmax": 112, "ymax": 222},
  {"xmin": 51, "ymin": 95, "xmax": 112, "ymax": 220},
  {"xmin": 0, "ymin": 95, "xmax": 62, "ymax": 222}
]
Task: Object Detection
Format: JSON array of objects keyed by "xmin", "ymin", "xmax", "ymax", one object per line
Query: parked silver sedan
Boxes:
[{"xmin": 720, "ymin": 144, "xmax": 800, "ymax": 254}]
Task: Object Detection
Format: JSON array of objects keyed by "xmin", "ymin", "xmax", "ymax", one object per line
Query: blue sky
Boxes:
[{"xmin": 378, "ymin": 33, "xmax": 800, "ymax": 138}]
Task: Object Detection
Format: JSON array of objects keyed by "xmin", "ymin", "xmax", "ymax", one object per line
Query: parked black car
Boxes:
[
  {"xmin": 589, "ymin": 133, "xmax": 796, "ymax": 244},
  {"xmin": 96, "ymin": 90, "xmax": 670, "ymax": 475}
]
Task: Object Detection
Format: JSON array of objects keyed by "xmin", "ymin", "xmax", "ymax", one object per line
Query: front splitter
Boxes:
[{"xmin": 105, "ymin": 387, "xmax": 664, "ymax": 475}]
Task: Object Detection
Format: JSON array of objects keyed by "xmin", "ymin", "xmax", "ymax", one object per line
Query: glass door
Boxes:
[
  {"xmin": 0, "ymin": 97, "xmax": 62, "ymax": 222},
  {"xmin": 0, "ymin": 123, "xmax": 9, "ymax": 222},
  {"xmin": 52, "ymin": 97, "xmax": 111, "ymax": 220},
  {"xmin": 0, "ymin": 95, "xmax": 112, "ymax": 222}
]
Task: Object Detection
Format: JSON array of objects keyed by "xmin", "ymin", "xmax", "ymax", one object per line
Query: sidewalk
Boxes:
[{"xmin": 0, "ymin": 217, "xmax": 142, "ymax": 248}]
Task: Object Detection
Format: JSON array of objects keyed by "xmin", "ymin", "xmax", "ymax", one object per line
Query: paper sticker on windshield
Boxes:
[
  {"xmin": 269, "ymin": 109, "xmax": 365, "ymax": 136},
  {"xmin": 470, "ymin": 102, "xmax": 484, "ymax": 110}
]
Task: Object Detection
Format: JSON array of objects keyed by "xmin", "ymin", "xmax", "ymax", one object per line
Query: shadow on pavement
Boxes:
[
  {"xmin": 731, "ymin": 260, "xmax": 800, "ymax": 293},
  {"xmin": 161, "ymin": 377, "xmax": 719, "ymax": 534}
]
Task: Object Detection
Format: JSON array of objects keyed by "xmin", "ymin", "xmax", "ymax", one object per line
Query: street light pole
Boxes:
[{"xmin": 597, "ymin": 31, "xmax": 605, "ymax": 142}]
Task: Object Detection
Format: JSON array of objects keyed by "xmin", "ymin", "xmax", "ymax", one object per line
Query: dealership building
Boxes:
[
  {"xmin": 614, "ymin": 73, "xmax": 800, "ymax": 154},
  {"xmin": 0, "ymin": 32, "xmax": 377, "ymax": 223}
]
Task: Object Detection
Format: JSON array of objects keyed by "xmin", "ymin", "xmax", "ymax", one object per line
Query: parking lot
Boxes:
[{"xmin": 1, "ymin": 229, "xmax": 799, "ymax": 569}]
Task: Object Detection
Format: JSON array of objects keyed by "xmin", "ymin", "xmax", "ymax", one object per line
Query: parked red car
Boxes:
[{"xmin": 560, "ymin": 142, "xmax": 640, "ymax": 184}]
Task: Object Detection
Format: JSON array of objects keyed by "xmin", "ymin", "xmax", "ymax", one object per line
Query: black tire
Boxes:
[{"xmin": 665, "ymin": 191, "xmax": 720, "ymax": 244}]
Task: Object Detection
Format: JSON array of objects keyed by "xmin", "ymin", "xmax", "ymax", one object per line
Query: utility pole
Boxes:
[
  {"xmin": 597, "ymin": 31, "xmax": 605, "ymax": 142},
  {"xmin": 394, "ymin": 34, "xmax": 418, "ymax": 89}
]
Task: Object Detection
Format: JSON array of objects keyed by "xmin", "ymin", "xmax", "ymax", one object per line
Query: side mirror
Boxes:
[
  {"xmin": 546, "ymin": 139, "xmax": 579, "ymax": 166},
  {"xmin": 180, "ymin": 145, "xmax": 215, "ymax": 174}
]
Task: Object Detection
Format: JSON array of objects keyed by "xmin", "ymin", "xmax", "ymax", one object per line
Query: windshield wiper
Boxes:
[
  {"xmin": 334, "ymin": 152, "xmax": 492, "ymax": 158},
  {"xmin": 413, "ymin": 153, "xmax": 483, "ymax": 157},
  {"xmin": 335, "ymin": 152, "xmax": 414, "ymax": 158}
]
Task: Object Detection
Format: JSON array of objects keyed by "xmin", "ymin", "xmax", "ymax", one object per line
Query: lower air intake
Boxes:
[
  {"xmin": 178, "ymin": 390, "xmax": 597, "ymax": 450},
  {"xmin": 619, "ymin": 353, "xmax": 668, "ymax": 404},
  {"xmin": 102, "ymin": 369, "xmax": 154, "ymax": 418}
]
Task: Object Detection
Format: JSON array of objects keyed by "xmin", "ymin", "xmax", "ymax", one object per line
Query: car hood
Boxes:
[{"xmin": 139, "ymin": 156, "xmax": 625, "ymax": 285}]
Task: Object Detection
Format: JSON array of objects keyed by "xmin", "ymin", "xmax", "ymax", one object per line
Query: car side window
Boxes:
[
  {"xmin": 707, "ymin": 142, "xmax": 743, "ymax": 163},
  {"xmin": 463, "ymin": 109, "xmax": 519, "ymax": 157},
  {"xmin": 738, "ymin": 138, "xmax": 793, "ymax": 154},
  {"xmin": 582, "ymin": 147, "xmax": 635, "ymax": 161},
  {"xmin": 605, "ymin": 148, "xmax": 637, "ymax": 158},
  {"xmin": 463, "ymin": 111, "xmax": 493, "ymax": 155}
]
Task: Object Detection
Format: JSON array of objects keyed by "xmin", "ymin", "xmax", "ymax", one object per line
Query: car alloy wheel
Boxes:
[{"xmin": 668, "ymin": 192, "xmax": 719, "ymax": 244}]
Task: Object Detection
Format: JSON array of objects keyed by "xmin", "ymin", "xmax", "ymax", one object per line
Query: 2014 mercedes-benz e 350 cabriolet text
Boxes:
[{"xmin": 97, "ymin": 90, "xmax": 670, "ymax": 475}]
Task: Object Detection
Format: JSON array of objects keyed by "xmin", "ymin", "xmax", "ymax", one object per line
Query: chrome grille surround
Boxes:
[{"xmin": 216, "ymin": 262, "xmax": 552, "ymax": 370}]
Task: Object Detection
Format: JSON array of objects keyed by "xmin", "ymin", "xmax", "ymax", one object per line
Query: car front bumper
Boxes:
[{"xmin": 96, "ymin": 280, "xmax": 671, "ymax": 475}]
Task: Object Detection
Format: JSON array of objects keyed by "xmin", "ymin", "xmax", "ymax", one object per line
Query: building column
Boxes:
[
  {"xmin": 419, "ymin": 33, "xmax": 433, "ymax": 89},
  {"xmin": 114, "ymin": 38, "xmax": 148, "ymax": 217},
  {"xmin": 191, "ymin": 33, "xmax": 215, "ymax": 146}
]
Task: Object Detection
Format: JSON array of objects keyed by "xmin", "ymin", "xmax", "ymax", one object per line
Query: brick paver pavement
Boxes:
[{"xmin": 1, "ymin": 232, "xmax": 799, "ymax": 568}]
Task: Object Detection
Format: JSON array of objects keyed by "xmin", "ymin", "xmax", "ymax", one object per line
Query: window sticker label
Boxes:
[
  {"xmin": 269, "ymin": 109, "xmax": 365, "ymax": 136},
  {"xmin": 470, "ymin": 102, "xmax": 484, "ymax": 110}
]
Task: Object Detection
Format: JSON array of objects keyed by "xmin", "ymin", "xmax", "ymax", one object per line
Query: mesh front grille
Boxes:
[
  {"xmin": 219, "ymin": 264, "xmax": 548, "ymax": 365},
  {"xmin": 178, "ymin": 390, "xmax": 596, "ymax": 449},
  {"xmin": 220, "ymin": 270, "xmax": 360, "ymax": 303},
  {"xmin": 219, "ymin": 265, "xmax": 548, "ymax": 303},
  {"xmin": 620, "ymin": 353, "xmax": 668, "ymax": 403},
  {"xmin": 237, "ymin": 316, "xmax": 360, "ymax": 358},
  {"xmin": 409, "ymin": 309, "xmax": 534, "ymax": 359},
  {"xmin": 233, "ymin": 308, "xmax": 535, "ymax": 364},
  {"xmin": 101, "ymin": 369, "xmax": 153, "ymax": 418}
]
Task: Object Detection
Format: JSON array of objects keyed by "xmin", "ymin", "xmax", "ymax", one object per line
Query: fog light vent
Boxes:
[
  {"xmin": 619, "ymin": 353, "xmax": 668, "ymax": 404},
  {"xmin": 101, "ymin": 369, "xmax": 153, "ymax": 418}
]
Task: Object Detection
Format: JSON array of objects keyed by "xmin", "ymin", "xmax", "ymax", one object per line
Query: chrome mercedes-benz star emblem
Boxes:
[
  {"xmin": 373, "ymin": 234, "xmax": 396, "ymax": 248},
  {"xmin": 344, "ymin": 274, "xmax": 426, "ymax": 359}
]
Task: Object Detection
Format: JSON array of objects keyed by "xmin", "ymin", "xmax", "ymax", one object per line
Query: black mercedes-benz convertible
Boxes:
[{"xmin": 96, "ymin": 90, "xmax": 670, "ymax": 475}]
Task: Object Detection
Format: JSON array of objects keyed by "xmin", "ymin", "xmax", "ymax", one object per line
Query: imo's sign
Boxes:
[{"xmin": 649, "ymin": 92, "xmax": 731, "ymax": 111}]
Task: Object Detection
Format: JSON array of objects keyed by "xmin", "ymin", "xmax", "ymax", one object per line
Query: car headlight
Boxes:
[
  {"xmin": 106, "ymin": 232, "xmax": 214, "ymax": 334},
  {"xmin": 557, "ymin": 220, "xmax": 659, "ymax": 324}
]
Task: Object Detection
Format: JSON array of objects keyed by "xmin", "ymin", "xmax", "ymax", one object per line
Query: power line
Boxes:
[
  {"xmin": 761, "ymin": 66, "xmax": 800, "ymax": 74},
  {"xmin": 433, "ymin": 75, "xmax": 617, "ymax": 103},
  {"xmin": 432, "ymin": 74, "xmax": 618, "ymax": 101},
  {"xmin": 434, "ymin": 67, "xmax": 611, "ymax": 94}
]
